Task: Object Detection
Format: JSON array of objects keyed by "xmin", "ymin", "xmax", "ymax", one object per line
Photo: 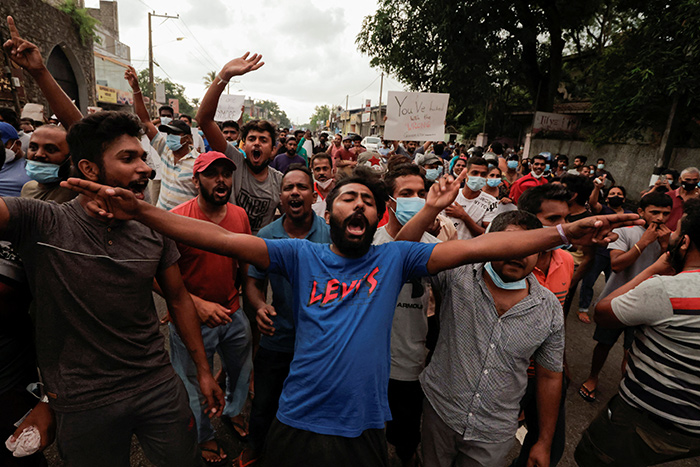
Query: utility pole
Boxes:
[
  {"xmin": 378, "ymin": 72, "xmax": 384, "ymax": 135},
  {"xmin": 148, "ymin": 11, "xmax": 178, "ymax": 117}
]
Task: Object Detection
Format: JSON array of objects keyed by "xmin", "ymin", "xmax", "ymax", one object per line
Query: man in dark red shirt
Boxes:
[{"xmin": 509, "ymin": 153, "xmax": 548, "ymax": 204}]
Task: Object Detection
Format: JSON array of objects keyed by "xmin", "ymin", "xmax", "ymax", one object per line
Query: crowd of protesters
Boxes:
[{"xmin": 2, "ymin": 15, "xmax": 700, "ymax": 467}]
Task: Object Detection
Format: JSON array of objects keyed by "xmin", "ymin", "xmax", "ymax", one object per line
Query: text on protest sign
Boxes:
[
  {"xmin": 214, "ymin": 94, "xmax": 246, "ymax": 122},
  {"xmin": 384, "ymin": 91, "xmax": 449, "ymax": 141}
]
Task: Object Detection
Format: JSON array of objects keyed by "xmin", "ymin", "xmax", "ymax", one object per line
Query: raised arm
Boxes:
[
  {"xmin": 60, "ymin": 178, "xmax": 271, "ymax": 270},
  {"xmin": 196, "ymin": 53, "xmax": 264, "ymax": 153},
  {"xmin": 4, "ymin": 16, "xmax": 83, "ymax": 128},
  {"xmin": 124, "ymin": 66, "xmax": 157, "ymax": 140}
]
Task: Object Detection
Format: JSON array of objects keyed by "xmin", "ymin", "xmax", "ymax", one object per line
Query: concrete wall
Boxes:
[
  {"xmin": 0, "ymin": 0, "xmax": 95, "ymax": 115},
  {"xmin": 530, "ymin": 139, "xmax": 700, "ymax": 200}
]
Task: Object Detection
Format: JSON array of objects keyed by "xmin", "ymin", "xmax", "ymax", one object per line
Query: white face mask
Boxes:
[
  {"xmin": 4, "ymin": 147, "xmax": 17, "ymax": 164},
  {"xmin": 530, "ymin": 170, "xmax": 543, "ymax": 179},
  {"xmin": 315, "ymin": 178, "xmax": 334, "ymax": 190}
]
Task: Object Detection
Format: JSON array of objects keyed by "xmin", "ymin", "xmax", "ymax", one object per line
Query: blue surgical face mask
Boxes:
[
  {"xmin": 597, "ymin": 163, "xmax": 605, "ymax": 169},
  {"xmin": 160, "ymin": 116, "xmax": 172, "ymax": 125},
  {"xmin": 487, "ymin": 178, "xmax": 502, "ymax": 188},
  {"xmin": 484, "ymin": 262, "xmax": 527, "ymax": 290},
  {"xmin": 507, "ymin": 160, "xmax": 518, "ymax": 170},
  {"xmin": 426, "ymin": 166, "xmax": 443, "ymax": 181},
  {"xmin": 165, "ymin": 134, "xmax": 184, "ymax": 151},
  {"xmin": 390, "ymin": 196, "xmax": 426, "ymax": 225},
  {"xmin": 378, "ymin": 147, "xmax": 390, "ymax": 156},
  {"xmin": 467, "ymin": 176, "xmax": 487, "ymax": 191},
  {"xmin": 25, "ymin": 159, "xmax": 62, "ymax": 183},
  {"xmin": 545, "ymin": 164, "xmax": 551, "ymax": 172}
]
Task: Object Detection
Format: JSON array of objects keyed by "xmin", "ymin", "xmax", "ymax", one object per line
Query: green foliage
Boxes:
[
  {"xmin": 256, "ymin": 100, "xmax": 291, "ymax": 128},
  {"xmin": 136, "ymin": 69, "xmax": 195, "ymax": 117},
  {"xmin": 58, "ymin": 0, "xmax": 101, "ymax": 46},
  {"xmin": 308, "ymin": 105, "xmax": 331, "ymax": 131},
  {"xmin": 202, "ymin": 71, "xmax": 217, "ymax": 88},
  {"xmin": 589, "ymin": 0, "xmax": 700, "ymax": 144}
]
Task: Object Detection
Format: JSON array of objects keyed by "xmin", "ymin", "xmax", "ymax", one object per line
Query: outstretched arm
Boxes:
[
  {"xmin": 4, "ymin": 16, "xmax": 83, "ymax": 128},
  {"xmin": 60, "ymin": 178, "xmax": 271, "ymax": 270},
  {"xmin": 196, "ymin": 53, "xmax": 264, "ymax": 153},
  {"xmin": 124, "ymin": 66, "xmax": 157, "ymax": 140}
]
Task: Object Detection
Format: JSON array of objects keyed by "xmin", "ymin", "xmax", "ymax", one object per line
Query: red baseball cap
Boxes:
[{"xmin": 193, "ymin": 151, "xmax": 236, "ymax": 174}]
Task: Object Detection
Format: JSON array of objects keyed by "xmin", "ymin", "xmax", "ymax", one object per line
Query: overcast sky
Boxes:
[{"xmin": 85, "ymin": 0, "xmax": 406, "ymax": 124}]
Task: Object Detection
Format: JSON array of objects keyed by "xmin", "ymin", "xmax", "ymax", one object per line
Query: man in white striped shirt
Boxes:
[{"xmin": 577, "ymin": 199, "xmax": 700, "ymax": 466}]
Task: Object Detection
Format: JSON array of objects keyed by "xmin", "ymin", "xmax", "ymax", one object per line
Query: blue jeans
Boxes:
[
  {"xmin": 579, "ymin": 253, "xmax": 611, "ymax": 310},
  {"xmin": 169, "ymin": 311, "xmax": 253, "ymax": 443}
]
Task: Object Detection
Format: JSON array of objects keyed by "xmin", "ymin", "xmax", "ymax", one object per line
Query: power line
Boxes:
[
  {"xmin": 348, "ymin": 75, "xmax": 381, "ymax": 98},
  {"xmin": 178, "ymin": 17, "xmax": 220, "ymax": 70}
]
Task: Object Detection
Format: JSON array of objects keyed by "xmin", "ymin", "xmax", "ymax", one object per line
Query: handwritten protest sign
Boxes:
[
  {"xmin": 384, "ymin": 91, "xmax": 449, "ymax": 141},
  {"xmin": 214, "ymin": 94, "xmax": 246, "ymax": 122},
  {"xmin": 21, "ymin": 103, "xmax": 44, "ymax": 122}
]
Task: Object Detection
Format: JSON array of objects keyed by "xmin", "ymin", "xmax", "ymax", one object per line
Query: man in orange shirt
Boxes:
[{"xmin": 511, "ymin": 183, "xmax": 574, "ymax": 467}]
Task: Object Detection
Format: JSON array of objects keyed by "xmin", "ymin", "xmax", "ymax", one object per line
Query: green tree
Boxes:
[
  {"xmin": 308, "ymin": 105, "xmax": 330, "ymax": 131},
  {"xmin": 202, "ymin": 71, "xmax": 217, "ymax": 88},
  {"xmin": 137, "ymin": 69, "xmax": 195, "ymax": 117},
  {"xmin": 256, "ymin": 100, "xmax": 292, "ymax": 128},
  {"xmin": 357, "ymin": 0, "xmax": 605, "ymax": 135},
  {"xmin": 590, "ymin": 0, "xmax": 700, "ymax": 148}
]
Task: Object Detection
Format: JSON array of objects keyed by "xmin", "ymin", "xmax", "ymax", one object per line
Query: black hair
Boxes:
[
  {"xmin": 597, "ymin": 157, "xmax": 605, "ymax": 163},
  {"xmin": 639, "ymin": 191, "xmax": 673, "ymax": 210},
  {"xmin": 0, "ymin": 107, "xmax": 20, "ymax": 130},
  {"xmin": 681, "ymin": 198, "xmax": 700, "ymax": 248},
  {"xmin": 283, "ymin": 163, "xmax": 314, "ymax": 185},
  {"xmin": 179, "ymin": 114, "xmax": 192, "ymax": 123},
  {"xmin": 221, "ymin": 120, "xmax": 239, "ymax": 131},
  {"xmin": 294, "ymin": 130, "xmax": 305, "ymax": 139},
  {"xmin": 326, "ymin": 167, "xmax": 387, "ymax": 218},
  {"xmin": 531, "ymin": 154, "xmax": 547, "ymax": 163},
  {"xmin": 158, "ymin": 105, "xmax": 174, "ymax": 116},
  {"xmin": 311, "ymin": 152, "xmax": 332, "ymax": 167},
  {"xmin": 467, "ymin": 156, "xmax": 488, "ymax": 169},
  {"xmin": 574, "ymin": 155, "xmax": 588, "ymax": 164},
  {"xmin": 67, "ymin": 111, "xmax": 143, "ymax": 173},
  {"xmin": 384, "ymin": 163, "xmax": 426, "ymax": 197},
  {"xmin": 605, "ymin": 185, "xmax": 627, "ymax": 198},
  {"xmin": 560, "ymin": 174, "xmax": 594, "ymax": 207},
  {"xmin": 489, "ymin": 210, "xmax": 542, "ymax": 233},
  {"xmin": 556, "ymin": 154, "xmax": 569, "ymax": 163},
  {"xmin": 517, "ymin": 184, "xmax": 571, "ymax": 215},
  {"xmin": 661, "ymin": 168, "xmax": 679, "ymax": 181},
  {"xmin": 489, "ymin": 141, "xmax": 503, "ymax": 155},
  {"xmin": 240, "ymin": 120, "xmax": 277, "ymax": 144}
]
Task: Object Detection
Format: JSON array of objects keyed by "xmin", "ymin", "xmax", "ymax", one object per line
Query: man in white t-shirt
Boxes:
[
  {"xmin": 373, "ymin": 163, "xmax": 440, "ymax": 467},
  {"xmin": 443, "ymin": 156, "xmax": 497, "ymax": 239}
]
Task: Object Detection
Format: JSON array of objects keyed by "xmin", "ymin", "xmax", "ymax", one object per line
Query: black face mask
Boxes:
[
  {"xmin": 244, "ymin": 157, "xmax": 269, "ymax": 174},
  {"xmin": 667, "ymin": 236, "xmax": 687, "ymax": 273},
  {"xmin": 682, "ymin": 181, "xmax": 698, "ymax": 191},
  {"xmin": 607, "ymin": 196, "xmax": 624, "ymax": 208}
]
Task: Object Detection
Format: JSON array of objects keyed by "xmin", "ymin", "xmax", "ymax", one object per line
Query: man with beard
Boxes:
[
  {"xmin": 196, "ymin": 54, "xmax": 282, "ymax": 233},
  {"xmin": 169, "ymin": 151, "xmax": 253, "ymax": 466},
  {"xmin": 21, "ymin": 125, "xmax": 77, "ymax": 203},
  {"xmin": 576, "ymin": 199, "xmax": 700, "ymax": 466},
  {"xmin": 270, "ymin": 136, "xmax": 305, "ymax": 173},
  {"xmin": 314, "ymin": 132, "xmax": 330, "ymax": 154},
  {"xmin": 509, "ymin": 153, "xmax": 548, "ymax": 204},
  {"xmin": 0, "ymin": 111, "xmax": 224, "ymax": 466},
  {"xmin": 240, "ymin": 164, "xmax": 331, "ymax": 466},
  {"xmin": 63, "ymin": 166, "xmax": 642, "ymax": 467},
  {"xmin": 310, "ymin": 152, "xmax": 335, "ymax": 217}
]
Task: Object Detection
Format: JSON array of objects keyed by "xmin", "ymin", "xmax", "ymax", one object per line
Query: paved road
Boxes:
[{"xmin": 42, "ymin": 275, "xmax": 700, "ymax": 466}]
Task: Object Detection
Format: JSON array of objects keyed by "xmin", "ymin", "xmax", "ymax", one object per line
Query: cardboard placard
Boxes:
[
  {"xmin": 214, "ymin": 94, "xmax": 245, "ymax": 122},
  {"xmin": 384, "ymin": 91, "xmax": 449, "ymax": 141}
]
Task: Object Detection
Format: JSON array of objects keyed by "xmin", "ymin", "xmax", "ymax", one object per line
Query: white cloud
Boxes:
[{"xmin": 86, "ymin": 0, "xmax": 406, "ymax": 124}]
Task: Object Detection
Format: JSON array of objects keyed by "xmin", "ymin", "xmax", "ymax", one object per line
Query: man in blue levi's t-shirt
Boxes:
[{"xmin": 63, "ymin": 166, "xmax": 643, "ymax": 467}]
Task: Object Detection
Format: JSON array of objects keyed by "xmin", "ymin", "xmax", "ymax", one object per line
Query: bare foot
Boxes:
[
  {"xmin": 230, "ymin": 413, "xmax": 249, "ymax": 439},
  {"xmin": 577, "ymin": 310, "xmax": 591, "ymax": 324},
  {"xmin": 200, "ymin": 439, "xmax": 226, "ymax": 464}
]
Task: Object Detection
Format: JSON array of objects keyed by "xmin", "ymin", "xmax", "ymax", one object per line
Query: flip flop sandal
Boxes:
[
  {"xmin": 200, "ymin": 440, "xmax": 228, "ymax": 467},
  {"xmin": 579, "ymin": 384, "xmax": 597, "ymax": 402},
  {"xmin": 235, "ymin": 449, "xmax": 260, "ymax": 467}
]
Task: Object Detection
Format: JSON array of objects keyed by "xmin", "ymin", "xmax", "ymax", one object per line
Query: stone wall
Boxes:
[
  {"xmin": 529, "ymin": 139, "xmax": 700, "ymax": 201},
  {"xmin": 0, "ymin": 0, "xmax": 95, "ymax": 115}
]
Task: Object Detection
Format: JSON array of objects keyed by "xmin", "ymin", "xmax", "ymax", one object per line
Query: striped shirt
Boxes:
[
  {"xmin": 422, "ymin": 263, "xmax": 564, "ymax": 442},
  {"xmin": 151, "ymin": 132, "xmax": 199, "ymax": 211},
  {"xmin": 612, "ymin": 271, "xmax": 700, "ymax": 434}
]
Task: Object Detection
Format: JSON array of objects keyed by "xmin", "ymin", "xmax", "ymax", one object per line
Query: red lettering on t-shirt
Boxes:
[
  {"xmin": 341, "ymin": 280, "xmax": 358, "ymax": 299},
  {"xmin": 322, "ymin": 279, "xmax": 340, "ymax": 305},
  {"xmin": 367, "ymin": 267, "xmax": 379, "ymax": 295},
  {"xmin": 309, "ymin": 280, "xmax": 323, "ymax": 305}
]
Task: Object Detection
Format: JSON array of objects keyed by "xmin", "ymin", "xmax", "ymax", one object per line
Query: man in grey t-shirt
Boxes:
[
  {"xmin": 0, "ymin": 110, "xmax": 223, "ymax": 466},
  {"xmin": 195, "ymin": 54, "xmax": 282, "ymax": 233},
  {"xmin": 579, "ymin": 192, "xmax": 673, "ymax": 402}
]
